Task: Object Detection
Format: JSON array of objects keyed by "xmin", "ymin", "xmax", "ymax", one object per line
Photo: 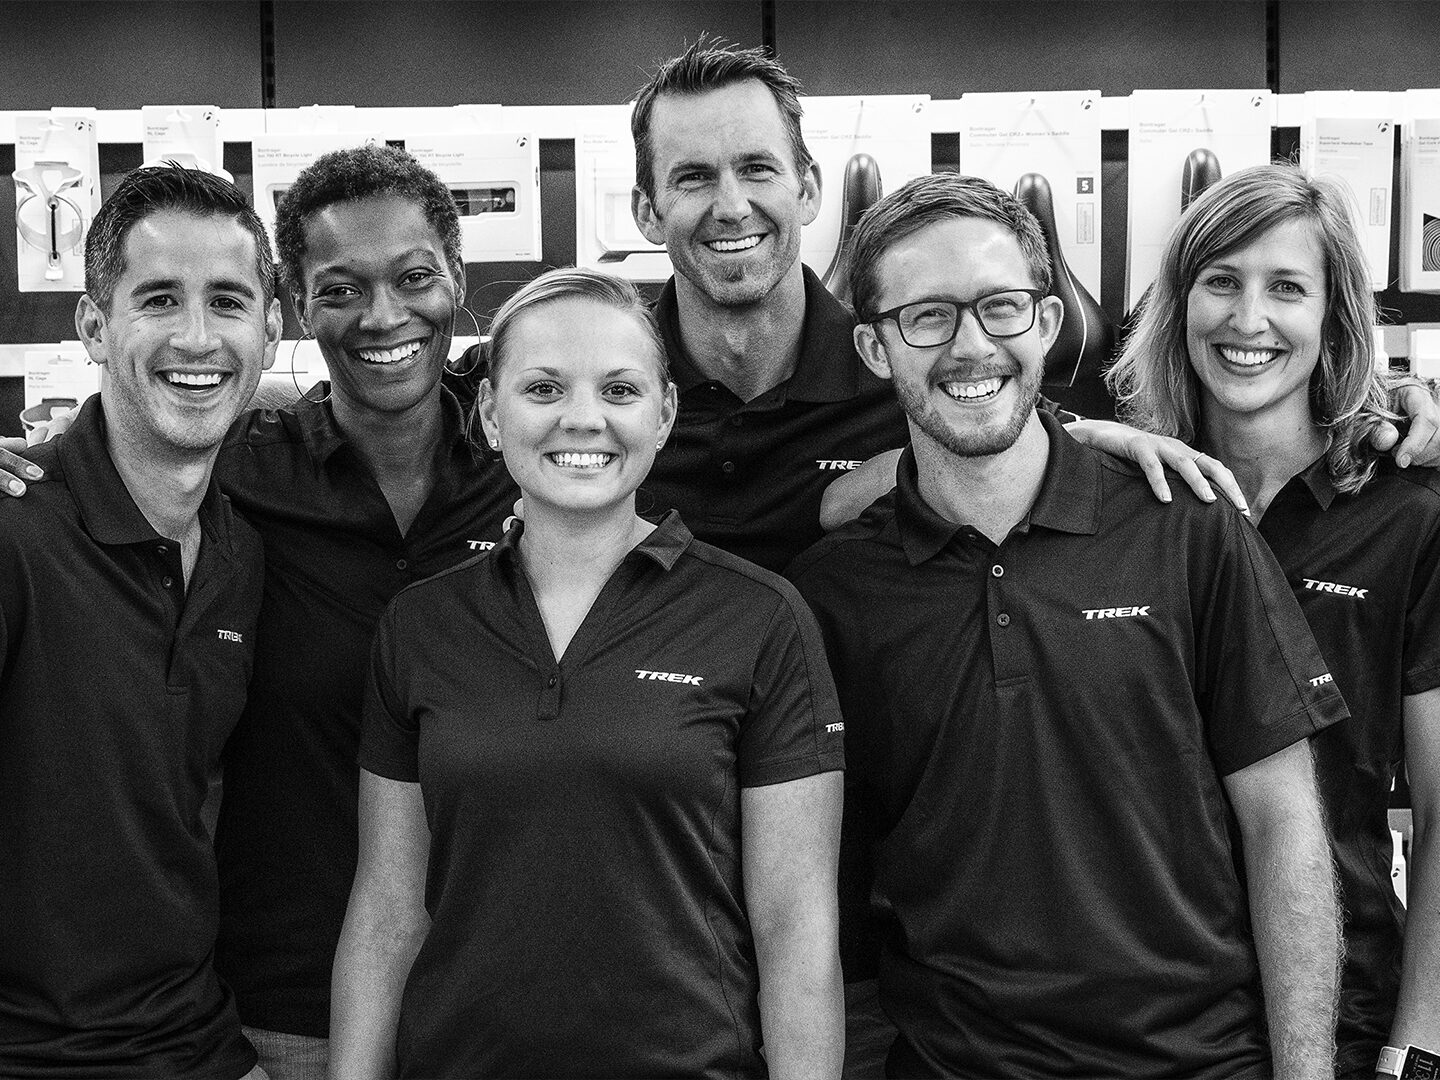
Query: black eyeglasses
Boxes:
[{"xmin": 865, "ymin": 289, "xmax": 1046, "ymax": 347}]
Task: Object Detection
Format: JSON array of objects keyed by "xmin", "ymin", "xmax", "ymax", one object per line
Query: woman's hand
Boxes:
[{"xmin": 1065, "ymin": 419, "xmax": 1249, "ymax": 514}]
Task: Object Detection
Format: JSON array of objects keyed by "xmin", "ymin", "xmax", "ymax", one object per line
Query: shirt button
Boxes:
[
  {"xmin": 729, "ymin": 415, "xmax": 744, "ymax": 427},
  {"xmin": 156, "ymin": 544, "xmax": 168, "ymax": 556},
  {"xmin": 996, "ymin": 612, "xmax": 1010, "ymax": 627},
  {"xmin": 991, "ymin": 564, "xmax": 1004, "ymax": 578},
  {"xmin": 547, "ymin": 674, "xmax": 558, "ymax": 689},
  {"xmin": 721, "ymin": 461, "xmax": 736, "ymax": 475},
  {"xmin": 396, "ymin": 559, "xmax": 408, "ymax": 571},
  {"xmin": 162, "ymin": 576, "xmax": 174, "ymax": 588}
]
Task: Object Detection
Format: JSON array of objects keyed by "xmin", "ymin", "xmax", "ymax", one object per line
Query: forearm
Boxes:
[
  {"xmin": 1243, "ymin": 798, "xmax": 1341, "ymax": 1079},
  {"xmin": 1391, "ymin": 811, "xmax": 1440, "ymax": 1050},
  {"xmin": 753, "ymin": 908, "xmax": 844, "ymax": 1080},
  {"xmin": 328, "ymin": 885, "xmax": 429, "ymax": 1080}
]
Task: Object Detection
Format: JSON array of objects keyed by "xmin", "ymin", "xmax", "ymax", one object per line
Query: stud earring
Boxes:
[
  {"xmin": 490, "ymin": 438, "xmax": 500, "ymax": 450},
  {"xmin": 656, "ymin": 439, "xmax": 665, "ymax": 450}
]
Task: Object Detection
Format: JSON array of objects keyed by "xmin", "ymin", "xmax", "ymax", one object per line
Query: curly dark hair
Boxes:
[{"xmin": 273, "ymin": 143, "xmax": 463, "ymax": 296}]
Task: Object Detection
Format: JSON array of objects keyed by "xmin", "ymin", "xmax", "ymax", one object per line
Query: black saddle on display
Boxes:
[
  {"xmin": 822, "ymin": 153, "xmax": 883, "ymax": 305},
  {"xmin": 1014, "ymin": 172, "xmax": 1115, "ymax": 387}
]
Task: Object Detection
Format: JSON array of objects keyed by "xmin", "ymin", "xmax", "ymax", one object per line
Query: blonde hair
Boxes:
[
  {"xmin": 1108, "ymin": 163, "xmax": 1398, "ymax": 494},
  {"xmin": 467, "ymin": 268, "xmax": 668, "ymax": 450}
]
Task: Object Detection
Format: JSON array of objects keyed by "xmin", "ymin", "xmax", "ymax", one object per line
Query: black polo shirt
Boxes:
[
  {"xmin": 212, "ymin": 386, "xmax": 519, "ymax": 1037},
  {"xmin": 788, "ymin": 411, "xmax": 1347, "ymax": 1079},
  {"xmin": 1256, "ymin": 456, "xmax": 1440, "ymax": 1077},
  {"xmin": 643, "ymin": 266, "xmax": 909, "ymax": 573},
  {"xmin": 0, "ymin": 396, "xmax": 261, "ymax": 1079},
  {"xmin": 359, "ymin": 511, "xmax": 844, "ymax": 1078}
]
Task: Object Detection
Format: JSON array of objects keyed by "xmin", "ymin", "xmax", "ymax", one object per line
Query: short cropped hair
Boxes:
[
  {"xmin": 631, "ymin": 37, "xmax": 812, "ymax": 204},
  {"xmin": 1108, "ymin": 163, "xmax": 1395, "ymax": 494},
  {"xmin": 469, "ymin": 267, "xmax": 669, "ymax": 450},
  {"xmin": 849, "ymin": 173, "xmax": 1053, "ymax": 322},
  {"xmin": 274, "ymin": 143, "xmax": 463, "ymax": 295},
  {"xmin": 85, "ymin": 163, "xmax": 277, "ymax": 311}
]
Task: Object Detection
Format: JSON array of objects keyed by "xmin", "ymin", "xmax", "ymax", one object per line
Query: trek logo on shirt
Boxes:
[
  {"xmin": 816, "ymin": 459, "xmax": 862, "ymax": 471},
  {"xmin": 466, "ymin": 540, "xmax": 496, "ymax": 551},
  {"xmin": 1081, "ymin": 605, "xmax": 1151, "ymax": 620},
  {"xmin": 635, "ymin": 669, "xmax": 704, "ymax": 685},
  {"xmin": 1302, "ymin": 577, "xmax": 1368, "ymax": 600},
  {"xmin": 216, "ymin": 629, "xmax": 244, "ymax": 643},
  {"xmin": 1310, "ymin": 672, "xmax": 1335, "ymax": 688},
  {"xmin": 826, "ymin": 722, "xmax": 845, "ymax": 733}
]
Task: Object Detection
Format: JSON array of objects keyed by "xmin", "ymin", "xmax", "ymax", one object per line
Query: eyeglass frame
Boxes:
[{"xmin": 862, "ymin": 288, "xmax": 1049, "ymax": 348}]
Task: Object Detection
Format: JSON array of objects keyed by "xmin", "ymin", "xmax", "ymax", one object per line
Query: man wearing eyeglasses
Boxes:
[{"xmin": 788, "ymin": 173, "xmax": 1345, "ymax": 1079}]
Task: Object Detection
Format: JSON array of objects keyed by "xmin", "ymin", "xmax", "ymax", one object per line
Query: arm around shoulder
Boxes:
[
  {"xmin": 1223, "ymin": 738, "xmax": 1340, "ymax": 1080},
  {"xmin": 328, "ymin": 769, "xmax": 431, "ymax": 1080}
]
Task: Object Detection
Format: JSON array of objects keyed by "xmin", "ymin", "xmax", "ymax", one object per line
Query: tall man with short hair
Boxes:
[
  {"xmin": 0, "ymin": 164, "xmax": 280, "ymax": 1078},
  {"xmin": 788, "ymin": 173, "xmax": 1345, "ymax": 1078}
]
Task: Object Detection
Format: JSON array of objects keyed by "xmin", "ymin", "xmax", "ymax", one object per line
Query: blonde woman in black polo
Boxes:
[
  {"xmin": 1110, "ymin": 162, "xmax": 1440, "ymax": 1079},
  {"xmin": 333, "ymin": 268, "xmax": 844, "ymax": 1078}
]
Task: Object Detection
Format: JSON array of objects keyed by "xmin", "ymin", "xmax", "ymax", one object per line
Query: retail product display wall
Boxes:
[{"xmin": 3, "ymin": 0, "xmax": 1440, "ymax": 431}]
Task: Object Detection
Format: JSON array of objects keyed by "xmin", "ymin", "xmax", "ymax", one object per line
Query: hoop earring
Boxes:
[
  {"xmin": 290, "ymin": 332, "xmax": 329, "ymax": 404},
  {"xmin": 446, "ymin": 305, "xmax": 486, "ymax": 377}
]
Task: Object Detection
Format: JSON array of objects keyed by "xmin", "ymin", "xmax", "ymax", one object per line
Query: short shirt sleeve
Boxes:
[
  {"xmin": 737, "ymin": 584, "xmax": 845, "ymax": 788},
  {"xmin": 358, "ymin": 600, "xmax": 421, "ymax": 782},
  {"xmin": 1199, "ymin": 508, "xmax": 1349, "ymax": 775},
  {"xmin": 1403, "ymin": 507, "xmax": 1440, "ymax": 697}
]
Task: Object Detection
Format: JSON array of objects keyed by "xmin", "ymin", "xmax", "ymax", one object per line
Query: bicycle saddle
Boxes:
[
  {"xmin": 822, "ymin": 152, "xmax": 883, "ymax": 305},
  {"xmin": 1014, "ymin": 172, "xmax": 1114, "ymax": 387}
]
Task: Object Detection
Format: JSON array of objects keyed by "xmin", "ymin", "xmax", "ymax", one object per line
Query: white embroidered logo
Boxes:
[
  {"xmin": 1081, "ymin": 605, "xmax": 1151, "ymax": 620},
  {"xmin": 466, "ymin": 540, "xmax": 496, "ymax": 551},
  {"xmin": 816, "ymin": 460, "xmax": 862, "ymax": 471},
  {"xmin": 1310, "ymin": 673, "xmax": 1335, "ymax": 687},
  {"xmin": 217, "ymin": 629, "xmax": 244, "ymax": 643},
  {"xmin": 826, "ymin": 722, "xmax": 845, "ymax": 733},
  {"xmin": 1302, "ymin": 578, "xmax": 1368, "ymax": 600},
  {"xmin": 635, "ymin": 669, "xmax": 704, "ymax": 685}
]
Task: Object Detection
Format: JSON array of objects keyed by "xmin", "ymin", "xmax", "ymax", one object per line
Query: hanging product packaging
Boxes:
[
  {"xmin": 12, "ymin": 110, "xmax": 101, "ymax": 292},
  {"xmin": 250, "ymin": 130, "xmax": 381, "ymax": 248},
  {"xmin": 1400, "ymin": 90, "xmax": 1440, "ymax": 295},
  {"xmin": 141, "ymin": 106, "xmax": 227, "ymax": 177},
  {"xmin": 1299, "ymin": 92, "xmax": 1395, "ymax": 291},
  {"xmin": 406, "ymin": 132, "xmax": 542, "ymax": 263},
  {"xmin": 1124, "ymin": 89, "xmax": 1272, "ymax": 313},
  {"xmin": 954, "ymin": 90, "xmax": 1103, "ymax": 299}
]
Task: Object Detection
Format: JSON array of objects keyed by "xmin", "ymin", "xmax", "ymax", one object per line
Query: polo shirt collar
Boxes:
[
  {"xmin": 292, "ymin": 383, "xmax": 469, "ymax": 468},
  {"xmin": 494, "ymin": 508, "xmax": 694, "ymax": 574},
  {"xmin": 59, "ymin": 394, "xmax": 234, "ymax": 552},
  {"xmin": 894, "ymin": 409, "xmax": 1101, "ymax": 565},
  {"xmin": 655, "ymin": 265, "xmax": 859, "ymax": 403},
  {"xmin": 1288, "ymin": 452, "xmax": 1339, "ymax": 510}
]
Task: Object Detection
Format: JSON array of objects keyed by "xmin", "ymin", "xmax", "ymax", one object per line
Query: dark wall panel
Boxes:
[
  {"xmin": 0, "ymin": 2, "xmax": 262, "ymax": 110},
  {"xmin": 774, "ymin": 1, "xmax": 1269, "ymax": 97},
  {"xmin": 1278, "ymin": 1, "xmax": 1440, "ymax": 92},
  {"xmin": 273, "ymin": 1, "xmax": 762, "ymax": 107}
]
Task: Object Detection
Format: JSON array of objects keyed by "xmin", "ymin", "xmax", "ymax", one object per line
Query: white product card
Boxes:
[
  {"xmin": 1400, "ymin": 91, "xmax": 1440, "ymax": 294},
  {"xmin": 575, "ymin": 104, "xmax": 671, "ymax": 282},
  {"xmin": 250, "ymin": 131, "xmax": 382, "ymax": 248},
  {"xmin": 13, "ymin": 110, "xmax": 101, "ymax": 292},
  {"xmin": 1125, "ymin": 89, "xmax": 1272, "ymax": 312},
  {"xmin": 1299, "ymin": 92, "xmax": 1395, "ymax": 290},
  {"xmin": 407, "ymin": 133, "xmax": 542, "ymax": 263},
  {"xmin": 798, "ymin": 95, "xmax": 932, "ymax": 278},
  {"xmin": 954, "ymin": 91, "xmax": 1103, "ymax": 297},
  {"xmin": 24, "ymin": 344, "xmax": 97, "ymax": 410},
  {"xmin": 1409, "ymin": 324, "xmax": 1440, "ymax": 379},
  {"xmin": 141, "ymin": 106, "xmax": 225, "ymax": 176}
]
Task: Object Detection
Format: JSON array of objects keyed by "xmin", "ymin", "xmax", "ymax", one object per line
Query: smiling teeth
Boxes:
[
  {"xmin": 550, "ymin": 452, "xmax": 613, "ymax": 469},
  {"xmin": 709, "ymin": 235, "xmax": 762, "ymax": 252},
  {"xmin": 358, "ymin": 342, "xmax": 423, "ymax": 364},
  {"xmin": 1219, "ymin": 346, "xmax": 1278, "ymax": 366},
  {"xmin": 165, "ymin": 372, "xmax": 224, "ymax": 387},
  {"xmin": 942, "ymin": 377, "xmax": 1004, "ymax": 400}
]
